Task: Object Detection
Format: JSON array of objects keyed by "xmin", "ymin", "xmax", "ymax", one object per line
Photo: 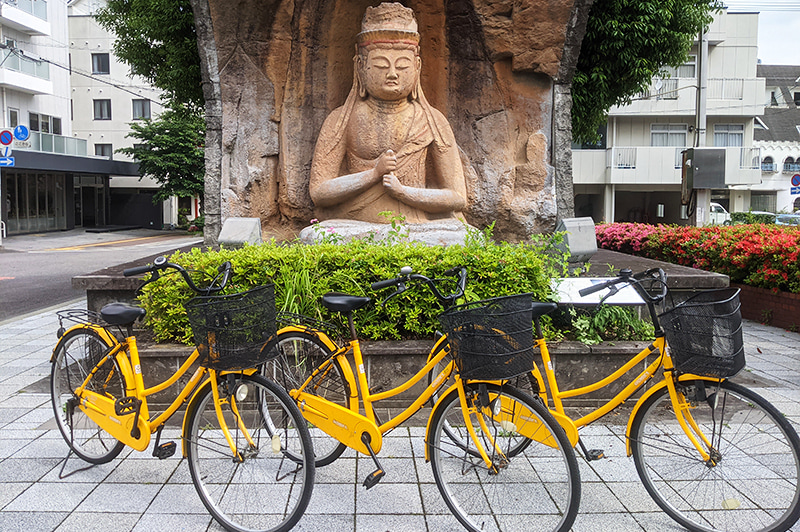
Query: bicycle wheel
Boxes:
[
  {"xmin": 50, "ymin": 328, "xmax": 126, "ymax": 464},
  {"xmin": 261, "ymin": 331, "xmax": 349, "ymax": 466},
  {"xmin": 630, "ymin": 379, "xmax": 800, "ymax": 532},
  {"xmin": 426, "ymin": 344, "xmax": 537, "ymax": 458},
  {"xmin": 428, "ymin": 382, "xmax": 580, "ymax": 532},
  {"xmin": 185, "ymin": 373, "xmax": 314, "ymax": 532}
]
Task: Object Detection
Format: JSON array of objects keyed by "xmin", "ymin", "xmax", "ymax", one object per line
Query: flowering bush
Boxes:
[{"xmin": 595, "ymin": 223, "xmax": 800, "ymax": 294}]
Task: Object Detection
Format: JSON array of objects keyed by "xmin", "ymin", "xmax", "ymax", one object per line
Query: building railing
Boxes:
[
  {"xmin": 607, "ymin": 147, "xmax": 637, "ymax": 169},
  {"xmin": 784, "ymin": 163, "xmax": 800, "ymax": 173},
  {"xmin": 14, "ymin": 0, "xmax": 48, "ymax": 21},
  {"xmin": 0, "ymin": 48, "xmax": 49, "ymax": 80},
  {"xmin": 762, "ymin": 162, "xmax": 777, "ymax": 172},
  {"xmin": 637, "ymin": 78, "xmax": 679, "ymax": 100},
  {"xmin": 708, "ymin": 78, "xmax": 744, "ymax": 100},
  {"xmin": 739, "ymin": 147, "xmax": 760, "ymax": 170},
  {"xmin": 23, "ymin": 131, "xmax": 87, "ymax": 156}
]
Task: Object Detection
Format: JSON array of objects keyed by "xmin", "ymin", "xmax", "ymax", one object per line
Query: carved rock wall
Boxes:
[{"xmin": 201, "ymin": 0, "xmax": 590, "ymax": 241}]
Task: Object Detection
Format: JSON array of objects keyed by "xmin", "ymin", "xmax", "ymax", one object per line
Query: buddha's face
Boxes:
[{"xmin": 360, "ymin": 47, "xmax": 419, "ymax": 101}]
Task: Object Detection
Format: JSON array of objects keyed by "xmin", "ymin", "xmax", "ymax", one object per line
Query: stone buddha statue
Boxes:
[{"xmin": 309, "ymin": 2, "xmax": 467, "ymax": 226}]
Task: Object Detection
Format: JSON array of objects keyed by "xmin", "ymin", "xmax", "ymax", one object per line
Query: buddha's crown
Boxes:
[{"xmin": 357, "ymin": 2, "xmax": 419, "ymax": 47}]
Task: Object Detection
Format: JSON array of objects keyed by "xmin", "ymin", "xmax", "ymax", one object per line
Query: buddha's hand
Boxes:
[
  {"xmin": 383, "ymin": 172, "xmax": 403, "ymax": 198},
  {"xmin": 375, "ymin": 149, "xmax": 397, "ymax": 180}
]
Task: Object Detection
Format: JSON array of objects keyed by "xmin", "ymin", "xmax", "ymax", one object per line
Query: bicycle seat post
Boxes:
[{"xmin": 346, "ymin": 312, "xmax": 357, "ymax": 341}]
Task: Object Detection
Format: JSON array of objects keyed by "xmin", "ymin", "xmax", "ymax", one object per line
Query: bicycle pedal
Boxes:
[
  {"xmin": 363, "ymin": 469, "xmax": 385, "ymax": 490},
  {"xmin": 153, "ymin": 441, "xmax": 177, "ymax": 460},
  {"xmin": 114, "ymin": 396, "xmax": 141, "ymax": 416},
  {"xmin": 586, "ymin": 449, "xmax": 605, "ymax": 461}
]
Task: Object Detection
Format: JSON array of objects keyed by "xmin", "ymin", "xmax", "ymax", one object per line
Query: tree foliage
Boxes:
[
  {"xmin": 117, "ymin": 104, "xmax": 205, "ymax": 202},
  {"xmin": 95, "ymin": 0, "xmax": 203, "ymax": 107},
  {"xmin": 572, "ymin": 0, "xmax": 722, "ymax": 143}
]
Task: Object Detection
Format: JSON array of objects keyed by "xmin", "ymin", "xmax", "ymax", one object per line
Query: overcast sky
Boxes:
[{"xmin": 723, "ymin": 1, "xmax": 800, "ymax": 65}]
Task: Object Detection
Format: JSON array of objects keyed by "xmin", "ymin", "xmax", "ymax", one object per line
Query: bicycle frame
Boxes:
[
  {"xmin": 57, "ymin": 322, "xmax": 249, "ymax": 458},
  {"xmin": 533, "ymin": 319, "xmax": 721, "ymax": 462}
]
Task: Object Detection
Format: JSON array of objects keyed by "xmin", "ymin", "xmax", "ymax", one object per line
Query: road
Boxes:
[{"xmin": 0, "ymin": 229, "xmax": 203, "ymax": 322}]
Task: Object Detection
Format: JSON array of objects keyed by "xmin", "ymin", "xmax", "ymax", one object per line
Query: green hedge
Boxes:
[
  {"xmin": 140, "ymin": 236, "xmax": 569, "ymax": 344},
  {"xmin": 730, "ymin": 212, "xmax": 776, "ymax": 225}
]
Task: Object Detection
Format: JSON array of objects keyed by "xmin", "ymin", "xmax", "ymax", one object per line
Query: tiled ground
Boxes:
[{"xmin": 2, "ymin": 303, "xmax": 800, "ymax": 531}]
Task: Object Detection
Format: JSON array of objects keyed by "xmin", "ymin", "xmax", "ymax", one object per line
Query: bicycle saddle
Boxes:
[
  {"xmin": 531, "ymin": 302, "xmax": 558, "ymax": 318},
  {"xmin": 101, "ymin": 302, "xmax": 147, "ymax": 325},
  {"xmin": 321, "ymin": 293, "xmax": 371, "ymax": 313}
]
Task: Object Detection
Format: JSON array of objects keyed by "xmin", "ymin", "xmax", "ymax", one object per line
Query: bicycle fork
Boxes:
[{"xmin": 664, "ymin": 373, "xmax": 716, "ymax": 464}]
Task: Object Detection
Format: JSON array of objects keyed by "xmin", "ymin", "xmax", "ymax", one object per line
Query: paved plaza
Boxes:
[{"xmin": 1, "ymin": 301, "xmax": 800, "ymax": 531}]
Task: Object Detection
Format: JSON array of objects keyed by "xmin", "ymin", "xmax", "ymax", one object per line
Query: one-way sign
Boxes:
[{"xmin": 0, "ymin": 156, "xmax": 15, "ymax": 167}]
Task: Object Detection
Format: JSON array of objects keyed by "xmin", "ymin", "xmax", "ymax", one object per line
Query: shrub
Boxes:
[
  {"xmin": 731, "ymin": 211, "xmax": 776, "ymax": 225},
  {"xmin": 139, "ymin": 235, "xmax": 571, "ymax": 344}
]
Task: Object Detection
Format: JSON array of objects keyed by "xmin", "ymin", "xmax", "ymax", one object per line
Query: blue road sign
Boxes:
[
  {"xmin": 13, "ymin": 125, "xmax": 29, "ymax": 142},
  {"xmin": 792, "ymin": 186, "xmax": 800, "ymax": 195},
  {"xmin": 0, "ymin": 157, "xmax": 15, "ymax": 167},
  {"xmin": 0, "ymin": 130, "xmax": 12, "ymax": 146}
]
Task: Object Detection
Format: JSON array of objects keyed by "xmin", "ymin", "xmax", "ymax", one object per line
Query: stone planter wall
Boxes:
[{"xmin": 733, "ymin": 283, "xmax": 800, "ymax": 332}]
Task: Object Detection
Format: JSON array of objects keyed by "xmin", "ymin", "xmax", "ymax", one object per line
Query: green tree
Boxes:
[
  {"xmin": 95, "ymin": 0, "xmax": 202, "ymax": 107},
  {"xmin": 117, "ymin": 104, "xmax": 205, "ymax": 203},
  {"xmin": 572, "ymin": 0, "xmax": 721, "ymax": 143}
]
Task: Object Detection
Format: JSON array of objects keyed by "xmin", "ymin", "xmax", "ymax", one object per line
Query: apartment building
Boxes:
[
  {"xmin": 0, "ymin": 0, "xmax": 138, "ymax": 241},
  {"xmin": 68, "ymin": 0, "xmax": 186, "ymax": 230},
  {"xmin": 754, "ymin": 64, "xmax": 800, "ymax": 214},
  {"xmin": 573, "ymin": 9, "xmax": 765, "ymax": 225}
]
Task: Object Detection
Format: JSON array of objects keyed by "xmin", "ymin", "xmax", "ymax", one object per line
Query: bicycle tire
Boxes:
[
  {"xmin": 630, "ymin": 379, "xmax": 800, "ymax": 532},
  {"xmin": 185, "ymin": 373, "xmax": 315, "ymax": 532},
  {"xmin": 50, "ymin": 328, "xmax": 126, "ymax": 464},
  {"xmin": 261, "ymin": 331, "xmax": 349, "ymax": 466},
  {"xmin": 426, "ymin": 345, "xmax": 538, "ymax": 458},
  {"xmin": 428, "ymin": 382, "xmax": 581, "ymax": 532}
]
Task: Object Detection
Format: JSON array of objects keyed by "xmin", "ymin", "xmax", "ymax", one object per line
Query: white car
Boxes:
[{"xmin": 709, "ymin": 202, "xmax": 731, "ymax": 225}]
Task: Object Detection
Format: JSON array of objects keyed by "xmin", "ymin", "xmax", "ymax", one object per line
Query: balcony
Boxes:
[
  {"xmin": 762, "ymin": 163, "xmax": 777, "ymax": 173},
  {"xmin": 784, "ymin": 163, "xmax": 800, "ymax": 173},
  {"xmin": 611, "ymin": 77, "xmax": 765, "ymax": 117},
  {"xmin": 0, "ymin": 0, "xmax": 49, "ymax": 36},
  {"xmin": 0, "ymin": 48, "xmax": 51, "ymax": 94},
  {"xmin": 17, "ymin": 132, "xmax": 88, "ymax": 156},
  {"xmin": 573, "ymin": 146, "xmax": 761, "ymax": 186}
]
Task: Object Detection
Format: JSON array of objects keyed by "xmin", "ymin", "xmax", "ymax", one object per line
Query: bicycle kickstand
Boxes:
[{"xmin": 361, "ymin": 432, "xmax": 386, "ymax": 489}]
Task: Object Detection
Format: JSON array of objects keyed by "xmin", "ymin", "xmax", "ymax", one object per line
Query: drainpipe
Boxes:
[{"xmin": 694, "ymin": 27, "xmax": 710, "ymax": 226}]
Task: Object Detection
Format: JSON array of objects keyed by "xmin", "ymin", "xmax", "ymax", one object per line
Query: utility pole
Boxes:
[{"xmin": 694, "ymin": 26, "xmax": 710, "ymax": 226}]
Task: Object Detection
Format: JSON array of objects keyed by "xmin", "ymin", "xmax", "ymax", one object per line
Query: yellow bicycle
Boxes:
[
  {"xmin": 262, "ymin": 266, "xmax": 582, "ymax": 532},
  {"xmin": 50, "ymin": 256, "xmax": 315, "ymax": 532},
  {"xmin": 528, "ymin": 268, "xmax": 800, "ymax": 532}
]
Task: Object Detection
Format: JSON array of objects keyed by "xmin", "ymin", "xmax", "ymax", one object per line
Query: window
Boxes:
[
  {"xmin": 132, "ymin": 99, "xmax": 151, "ymax": 120},
  {"xmin": 91, "ymin": 53, "xmax": 110, "ymax": 75},
  {"xmin": 714, "ymin": 124, "xmax": 744, "ymax": 147},
  {"xmin": 8, "ymin": 109, "xmax": 18, "ymax": 129},
  {"xmin": 762, "ymin": 156, "xmax": 776, "ymax": 172},
  {"xmin": 28, "ymin": 114, "xmax": 62, "ymax": 135},
  {"xmin": 663, "ymin": 55, "xmax": 696, "ymax": 78},
  {"xmin": 52, "ymin": 117, "xmax": 61, "ymax": 135},
  {"xmin": 95, "ymin": 144, "xmax": 112, "ymax": 158},
  {"xmin": 770, "ymin": 91, "xmax": 779, "ymax": 106},
  {"xmin": 785, "ymin": 156, "xmax": 800, "ymax": 173},
  {"xmin": 40, "ymin": 114, "xmax": 50, "ymax": 134},
  {"xmin": 795, "ymin": 92, "xmax": 800, "ymax": 107},
  {"xmin": 93, "ymin": 99, "xmax": 111, "ymax": 120},
  {"xmin": 29, "ymin": 112, "xmax": 39, "ymax": 132},
  {"xmin": 651, "ymin": 124, "xmax": 688, "ymax": 147}
]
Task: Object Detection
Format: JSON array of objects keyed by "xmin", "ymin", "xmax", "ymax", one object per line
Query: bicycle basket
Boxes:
[
  {"xmin": 438, "ymin": 293, "xmax": 535, "ymax": 380},
  {"xmin": 659, "ymin": 288, "xmax": 745, "ymax": 378},
  {"xmin": 184, "ymin": 284, "xmax": 277, "ymax": 370}
]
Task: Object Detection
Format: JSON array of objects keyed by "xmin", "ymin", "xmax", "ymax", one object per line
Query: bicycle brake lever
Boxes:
[
  {"xmin": 381, "ymin": 282, "xmax": 407, "ymax": 307},
  {"xmin": 597, "ymin": 283, "xmax": 620, "ymax": 306}
]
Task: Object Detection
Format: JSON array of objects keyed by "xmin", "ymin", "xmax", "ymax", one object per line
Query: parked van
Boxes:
[{"xmin": 709, "ymin": 202, "xmax": 731, "ymax": 225}]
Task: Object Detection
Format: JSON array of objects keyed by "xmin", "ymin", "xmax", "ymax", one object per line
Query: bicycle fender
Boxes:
[
  {"xmin": 51, "ymin": 323, "xmax": 118, "ymax": 363},
  {"xmin": 181, "ymin": 378, "xmax": 213, "ymax": 458},
  {"xmin": 274, "ymin": 325, "xmax": 339, "ymax": 353},
  {"xmin": 424, "ymin": 383, "xmax": 461, "ymax": 462},
  {"xmin": 625, "ymin": 374, "xmax": 724, "ymax": 456}
]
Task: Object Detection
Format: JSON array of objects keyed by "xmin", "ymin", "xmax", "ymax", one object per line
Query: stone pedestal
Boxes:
[{"xmin": 298, "ymin": 219, "xmax": 477, "ymax": 246}]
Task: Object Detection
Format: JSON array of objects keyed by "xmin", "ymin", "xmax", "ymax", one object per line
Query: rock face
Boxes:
[{"xmin": 195, "ymin": 0, "xmax": 592, "ymax": 243}]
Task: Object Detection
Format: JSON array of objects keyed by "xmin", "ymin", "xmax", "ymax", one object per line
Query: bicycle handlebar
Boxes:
[
  {"xmin": 371, "ymin": 266, "xmax": 467, "ymax": 308},
  {"xmin": 577, "ymin": 268, "xmax": 668, "ymax": 304},
  {"xmin": 123, "ymin": 256, "xmax": 232, "ymax": 295}
]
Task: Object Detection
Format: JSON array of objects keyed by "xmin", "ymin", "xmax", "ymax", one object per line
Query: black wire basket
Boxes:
[
  {"xmin": 659, "ymin": 288, "xmax": 745, "ymax": 378},
  {"xmin": 438, "ymin": 294, "xmax": 535, "ymax": 380},
  {"xmin": 185, "ymin": 285, "xmax": 277, "ymax": 370}
]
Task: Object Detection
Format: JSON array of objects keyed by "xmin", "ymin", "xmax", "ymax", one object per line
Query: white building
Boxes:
[
  {"xmin": 572, "ymin": 9, "xmax": 765, "ymax": 225},
  {"xmin": 68, "ymin": 0, "xmax": 185, "ymax": 229},
  {"xmin": 0, "ymin": 0, "xmax": 138, "ymax": 242},
  {"xmin": 753, "ymin": 64, "xmax": 800, "ymax": 214}
]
